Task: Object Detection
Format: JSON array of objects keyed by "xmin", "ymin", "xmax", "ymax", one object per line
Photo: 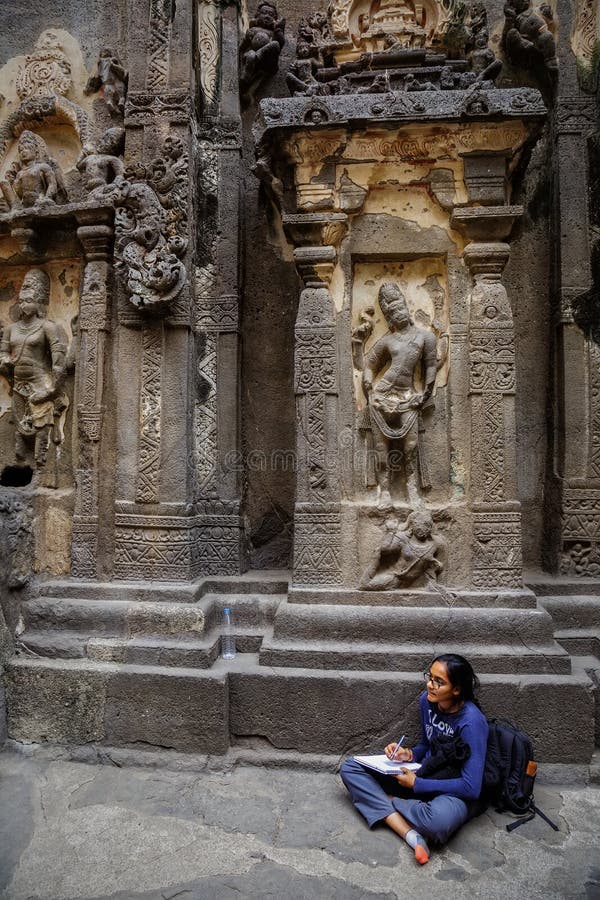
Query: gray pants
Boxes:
[{"xmin": 340, "ymin": 758, "xmax": 470, "ymax": 844}]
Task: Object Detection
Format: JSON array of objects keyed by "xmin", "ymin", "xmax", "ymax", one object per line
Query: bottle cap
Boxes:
[{"xmin": 223, "ymin": 607, "xmax": 231, "ymax": 614}]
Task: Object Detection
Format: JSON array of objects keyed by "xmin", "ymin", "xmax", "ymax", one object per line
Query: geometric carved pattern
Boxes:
[
  {"xmin": 294, "ymin": 508, "xmax": 342, "ymax": 585},
  {"xmin": 555, "ymin": 97, "xmax": 597, "ymax": 134},
  {"xmin": 472, "ymin": 512, "xmax": 522, "ymax": 589},
  {"xmin": 147, "ymin": 0, "xmax": 172, "ymax": 90},
  {"xmin": 113, "ymin": 512, "xmax": 242, "ymax": 580},
  {"xmin": 195, "ymin": 333, "xmax": 218, "ymax": 497},
  {"xmin": 561, "ymin": 488, "xmax": 600, "ymax": 541},
  {"xmin": 589, "ymin": 342, "xmax": 600, "ymax": 479},
  {"xmin": 195, "ymin": 513, "xmax": 242, "ymax": 575},
  {"xmin": 482, "ymin": 393, "xmax": 505, "ymax": 502},
  {"xmin": 195, "ymin": 296, "xmax": 239, "ymax": 332},
  {"xmin": 469, "ymin": 328, "xmax": 515, "ymax": 394},
  {"xmin": 136, "ymin": 323, "xmax": 163, "ymax": 504},
  {"xmin": 295, "ymin": 329, "xmax": 337, "ymax": 393},
  {"xmin": 71, "ymin": 518, "xmax": 98, "ymax": 579}
]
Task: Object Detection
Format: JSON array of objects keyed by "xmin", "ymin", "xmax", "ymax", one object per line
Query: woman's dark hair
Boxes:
[{"xmin": 432, "ymin": 653, "xmax": 481, "ymax": 707}]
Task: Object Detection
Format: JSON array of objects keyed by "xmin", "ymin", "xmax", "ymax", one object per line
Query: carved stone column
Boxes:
[
  {"xmin": 452, "ymin": 207, "xmax": 524, "ymax": 589},
  {"xmin": 111, "ymin": 0, "xmax": 199, "ymax": 581},
  {"xmin": 71, "ymin": 207, "xmax": 114, "ymax": 578},
  {"xmin": 292, "ymin": 244, "xmax": 342, "ymax": 586},
  {"xmin": 552, "ymin": 96, "xmax": 600, "ymax": 575},
  {"xmin": 191, "ymin": 1, "xmax": 244, "ymax": 573}
]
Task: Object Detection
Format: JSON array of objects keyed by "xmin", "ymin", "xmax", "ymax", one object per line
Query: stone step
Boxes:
[
  {"xmin": 537, "ymin": 596, "xmax": 600, "ymax": 629},
  {"xmin": 21, "ymin": 597, "xmax": 213, "ymax": 638},
  {"xmin": 5, "ymin": 656, "xmax": 596, "ymax": 761},
  {"xmin": 87, "ymin": 628, "xmax": 265, "ymax": 667},
  {"xmin": 527, "ymin": 576, "xmax": 600, "ymax": 597},
  {"xmin": 270, "ymin": 601, "xmax": 560, "ymax": 645},
  {"xmin": 258, "ymin": 639, "xmax": 571, "ymax": 673},
  {"xmin": 555, "ymin": 630, "xmax": 600, "ymax": 658},
  {"xmin": 31, "ymin": 572, "xmax": 289, "ymax": 603},
  {"xmin": 20, "ymin": 594, "xmax": 283, "ymax": 641},
  {"xmin": 289, "ymin": 586, "xmax": 536, "ymax": 608}
]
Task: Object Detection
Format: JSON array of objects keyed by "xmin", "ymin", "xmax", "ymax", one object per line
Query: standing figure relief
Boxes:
[
  {"xmin": 362, "ymin": 282, "xmax": 438, "ymax": 509},
  {"xmin": 0, "ymin": 268, "xmax": 69, "ymax": 474}
]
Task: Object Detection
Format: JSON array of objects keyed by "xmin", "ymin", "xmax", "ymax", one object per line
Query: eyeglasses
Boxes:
[{"xmin": 423, "ymin": 671, "xmax": 447, "ymax": 689}]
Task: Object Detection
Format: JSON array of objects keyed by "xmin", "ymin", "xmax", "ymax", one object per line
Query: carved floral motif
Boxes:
[{"xmin": 16, "ymin": 31, "xmax": 72, "ymax": 100}]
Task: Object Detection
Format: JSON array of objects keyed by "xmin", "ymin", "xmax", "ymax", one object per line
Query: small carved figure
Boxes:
[
  {"xmin": 240, "ymin": 2, "xmax": 285, "ymax": 97},
  {"xmin": 362, "ymin": 282, "xmax": 437, "ymax": 507},
  {"xmin": 76, "ymin": 127, "xmax": 125, "ymax": 196},
  {"xmin": 0, "ymin": 269, "xmax": 69, "ymax": 471},
  {"xmin": 502, "ymin": 0, "xmax": 558, "ymax": 77},
  {"xmin": 469, "ymin": 30, "xmax": 503, "ymax": 82},
  {"xmin": 85, "ymin": 48, "xmax": 128, "ymax": 116},
  {"xmin": 0, "ymin": 130, "xmax": 66, "ymax": 210},
  {"xmin": 358, "ymin": 72, "xmax": 392, "ymax": 93},
  {"xmin": 286, "ymin": 37, "xmax": 322, "ymax": 96},
  {"xmin": 360, "ymin": 510, "xmax": 444, "ymax": 590}
]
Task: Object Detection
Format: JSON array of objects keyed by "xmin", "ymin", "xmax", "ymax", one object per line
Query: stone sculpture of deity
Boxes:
[
  {"xmin": 362, "ymin": 282, "xmax": 437, "ymax": 507},
  {"xmin": 0, "ymin": 130, "xmax": 66, "ymax": 211},
  {"xmin": 0, "ymin": 268, "xmax": 69, "ymax": 471},
  {"xmin": 76, "ymin": 127, "xmax": 125, "ymax": 197},
  {"xmin": 360, "ymin": 509, "xmax": 445, "ymax": 590}
]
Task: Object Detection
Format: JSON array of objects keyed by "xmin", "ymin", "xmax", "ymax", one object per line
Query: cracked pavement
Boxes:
[{"xmin": 0, "ymin": 749, "xmax": 599, "ymax": 900}]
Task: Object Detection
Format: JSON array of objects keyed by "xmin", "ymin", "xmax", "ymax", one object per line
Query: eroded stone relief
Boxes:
[
  {"xmin": 0, "ymin": 269, "xmax": 70, "ymax": 480},
  {"xmin": 240, "ymin": 2, "xmax": 286, "ymax": 101}
]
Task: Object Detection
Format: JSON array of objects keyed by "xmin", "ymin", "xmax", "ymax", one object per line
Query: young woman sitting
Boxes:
[{"xmin": 340, "ymin": 653, "xmax": 488, "ymax": 865}]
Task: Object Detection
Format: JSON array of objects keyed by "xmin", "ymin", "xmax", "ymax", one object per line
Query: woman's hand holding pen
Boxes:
[{"xmin": 384, "ymin": 742, "xmax": 412, "ymax": 762}]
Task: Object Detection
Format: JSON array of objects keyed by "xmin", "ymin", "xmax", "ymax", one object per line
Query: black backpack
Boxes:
[{"xmin": 480, "ymin": 718, "xmax": 559, "ymax": 833}]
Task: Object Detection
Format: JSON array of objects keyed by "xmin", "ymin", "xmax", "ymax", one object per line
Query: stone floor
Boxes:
[{"xmin": 0, "ymin": 747, "xmax": 599, "ymax": 900}]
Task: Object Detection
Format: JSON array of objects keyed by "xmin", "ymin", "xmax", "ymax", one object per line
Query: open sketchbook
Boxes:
[{"xmin": 353, "ymin": 754, "xmax": 422, "ymax": 775}]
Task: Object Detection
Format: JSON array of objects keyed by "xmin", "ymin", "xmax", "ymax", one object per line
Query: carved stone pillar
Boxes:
[
  {"xmin": 191, "ymin": 1, "xmax": 244, "ymax": 573},
  {"xmin": 71, "ymin": 207, "xmax": 114, "ymax": 578},
  {"xmin": 292, "ymin": 244, "xmax": 342, "ymax": 586},
  {"xmin": 111, "ymin": 0, "xmax": 199, "ymax": 581},
  {"xmin": 452, "ymin": 208, "xmax": 524, "ymax": 589},
  {"xmin": 552, "ymin": 96, "xmax": 600, "ymax": 575}
]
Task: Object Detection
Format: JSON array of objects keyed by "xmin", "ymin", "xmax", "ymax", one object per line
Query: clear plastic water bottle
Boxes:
[{"xmin": 221, "ymin": 607, "xmax": 236, "ymax": 659}]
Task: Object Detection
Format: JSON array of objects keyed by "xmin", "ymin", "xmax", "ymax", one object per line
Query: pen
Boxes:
[{"xmin": 391, "ymin": 734, "xmax": 406, "ymax": 760}]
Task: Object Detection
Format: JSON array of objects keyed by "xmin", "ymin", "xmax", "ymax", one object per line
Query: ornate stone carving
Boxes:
[
  {"xmin": 240, "ymin": 2, "xmax": 285, "ymax": 101},
  {"xmin": 136, "ymin": 323, "xmax": 163, "ymax": 504},
  {"xmin": 124, "ymin": 91, "xmax": 192, "ymax": 126},
  {"xmin": 361, "ymin": 282, "xmax": 438, "ymax": 508},
  {"xmin": 257, "ymin": 89, "xmax": 546, "ymax": 137},
  {"xmin": 0, "ymin": 95, "xmax": 92, "ymax": 162},
  {"xmin": 76, "ymin": 127, "xmax": 125, "ymax": 197},
  {"xmin": 360, "ymin": 509, "xmax": 444, "ymax": 589},
  {"xmin": 198, "ymin": 0, "xmax": 220, "ymax": 109},
  {"xmin": 16, "ymin": 31, "xmax": 72, "ymax": 100},
  {"xmin": 560, "ymin": 489, "xmax": 600, "ymax": 576},
  {"xmin": 194, "ymin": 330, "xmax": 218, "ymax": 497},
  {"xmin": 85, "ymin": 49, "xmax": 128, "ymax": 117},
  {"xmin": 0, "ymin": 269, "xmax": 70, "ymax": 475},
  {"xmin": 0, "ymin": 131, "xmax": 67, "ymax": 210},
  {"xmin": 0, "ymin": 492, "xmax": 33, "ymax": 588},
  {"xmin": 107, "ymin": 161, "xmax": 186, "ymax": 314},
  {"xmin": 555, "ymin": 97, "xmax": 596, "ymax": 134},
  {"xmin": 114, "ymin": 513, "xmax": 194, "ymax": 581},
  {"xmin": 502, "ymin": 0, "xmax": 558, "ymax": 79},
  {"xmin": 294, "ymin": 508, "xmax": 342, "ymax": 584},
  {"xmin": 147, "ymin": 0, "xmax": 173, "ymax": 90},
  {"xmin": 472, "ymin": 512, "xmax": 522, "ymax": 588}
]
